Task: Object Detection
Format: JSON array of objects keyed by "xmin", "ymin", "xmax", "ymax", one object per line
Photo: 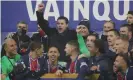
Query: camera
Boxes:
[{"xmin": 9, "ymin": 61, "xmax": 26, "ymax": 80}]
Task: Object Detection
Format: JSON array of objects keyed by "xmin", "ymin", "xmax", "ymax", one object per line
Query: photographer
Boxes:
[
  {"xmin": 6, "ymin": 21, "xmax": 31, "ymax": 56},
  {"xmin": 1, "ymin": 38, "xmax": 21, "ymax": 80}
]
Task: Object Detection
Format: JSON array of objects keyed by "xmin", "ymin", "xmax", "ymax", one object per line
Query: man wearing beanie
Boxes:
[
  {"xmin": 76, "ymin": 19, "xmax": 91, "ymax": 39},
  {"xmin": 127, "ymin": 11, "xmax": 133, "ymax": 25}
]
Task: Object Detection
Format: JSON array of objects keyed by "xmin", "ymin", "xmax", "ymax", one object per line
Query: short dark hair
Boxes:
[
  {"xmin": 48, "ymin": 45, "xmax": 60, "ymax": 53},
  {"xmin": 116, "ymin": 53, "xmax": 130, "ymax": 67},
  {"xmin": 120, "ymin": 24, "xmax": 132, "ymax": 32},
  {"xmin": 108, "ymin": 29, "xmax": 120, "ymax": 36},
  {"xmin": 17, "ymin": 21, "xmax": 28, "ymax": 25},
  {"xmin": 67, "ymin": 40, "xmax": 79, "ymax": 51},
  {"xmin": 121, "ymin": 24, "xmax": 133, "ymax": 37},
  {"xmin": 94, "ymin": 39, "xmax": 105, "ymax": 53},
  {"xmin": 128, "ymin": 11, "xmax": 133, "ymax": 15},
  {"xmin": 88, "ymin": 32, "xmax": 99, "ymax": 40},
  {"xmin": 57, "ymin": 16, "xmax": 69, "ymax": 24},
  {"xmin": 104, "ymin": 20, "xmax": 115, "ymax": 28},
  {"xmin": 17, "ymin": 21, "xmax": 28, "ymax": 27},
  {"xmin": 30, "ymin": 41, "xmax": 42, "ymax": 51}
]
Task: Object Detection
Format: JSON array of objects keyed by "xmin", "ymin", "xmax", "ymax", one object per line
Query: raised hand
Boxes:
[
  {"xmin": 38, "ymin": 3, "xmax": 45, "ymax": 12},
  {"xmin": 76, "ymin": 25, "xmax": 82, "ymax": 34}
]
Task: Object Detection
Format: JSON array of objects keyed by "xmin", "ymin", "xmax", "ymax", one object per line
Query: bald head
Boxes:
[{"xmin": 4, "ymin": 38, "xmax": 17, "ymax": 56}]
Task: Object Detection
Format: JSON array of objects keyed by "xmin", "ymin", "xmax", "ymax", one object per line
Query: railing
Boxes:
[{"xmin": 40, "ymin": 73, "xmax": 100, "ymax": 80}]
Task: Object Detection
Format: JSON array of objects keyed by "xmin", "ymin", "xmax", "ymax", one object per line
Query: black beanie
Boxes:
[
  {"xmin": 78, "ymin": 19, "xmax": 90, "ymax": 31},
  {"xmin": 128, "ymin": 11, "xmax": 133, "ymax": 15}
]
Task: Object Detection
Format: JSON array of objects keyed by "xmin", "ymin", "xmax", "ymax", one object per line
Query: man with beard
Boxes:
[
  {"xmin": 36, "ymin": 3, "xmax": 77, "ymax": 62},
  {"xmin": 101, "ymin": 20, "xmax": 115, "ymax": 41},
  {"xmin": 113, "ymin": 54, "xmax": 133, "ymax": 80},
  {"xmin": 31, "ymin": 24, "xmax": 48, "ymax": 53},
  {"xmin": 119, "ymin": 24, "xmax": 133, "ymax": 50},
  {"xmin": 1, "ymin": 38, "xmax": 21, "ymax": 80},
  {"xmin": 6, "ymin": 21, "xmax": 30, "ymax": 56}
]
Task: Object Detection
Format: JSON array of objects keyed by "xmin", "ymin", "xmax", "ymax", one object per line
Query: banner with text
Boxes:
[{"xmin": 1, "ymin": 1, "xmax": 133, "ymax": 32}]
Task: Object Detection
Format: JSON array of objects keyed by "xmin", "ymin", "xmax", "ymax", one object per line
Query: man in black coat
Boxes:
[
  {"xmin": 36, "ymin": 3, "xmax": 77, "ymax": 62},
  {"xmin": 31, "ymin": 24, "xmax": 48, "ymax": 53},
  {"xmin": 6, "ymin": 21, "xmax": 31, "ymax": 56},
  {"xmin": 87, "ymin": 39, "xmax": 113, "ymax": 80}
]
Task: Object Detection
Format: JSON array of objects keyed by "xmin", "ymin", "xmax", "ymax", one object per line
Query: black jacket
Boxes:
[
  {"xmin": 101, "ymin": 34, "xmax": 107, "ymax": 42},
  {"xmin": 87, "ymin": 54, "xmax": 113, "ymax": 80},
  {"xmin": 15, "ymin": 54, "xmax": 48, "ymax": 80},
  {"xmin": 12, "ymin": 33, "xmax": 31, "ymax": 56},
  {"xmin": 31, "ymin": 33, "xmax": 49, "ymax": 53},
  {"xmin": 126, "ymin": 67, "xmax": 133, "ymax": 80},
  {"xmin": 36, "ymin": 11, "xmax": 77, "ymax": 62},
  {"xmin": 129, "ymin": 37, "xmax": 133, "ymax": 51}
]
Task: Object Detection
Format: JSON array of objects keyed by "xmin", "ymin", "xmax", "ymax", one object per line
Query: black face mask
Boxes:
[{"xmin": 17, "ymin": 29, "xmax": 26, "ymax": 36}]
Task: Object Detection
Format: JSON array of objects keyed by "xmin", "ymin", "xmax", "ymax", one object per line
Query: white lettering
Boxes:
[
  {"xmin": 93, "ymin": 0, "xmax": 110, "ymax": 21},
  {"xmin": 64, "ymin": 1, "xmax": 70, "ymax": 20},
  {"xmin": 44, "ymin": 0, "xmax": 60, "ymax": 20},
  {"xmin": 113, "ymin": 0, "xmax": 130, "ymax": 20},
  {"xmin": 74, "ymin": 0, "xmax": 89, "ymax": 21},
  {"xmin": 26, "ymin": 0, "xmax": 42, "ymax": 21}
]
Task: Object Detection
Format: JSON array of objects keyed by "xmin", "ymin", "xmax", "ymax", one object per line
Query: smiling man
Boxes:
[
  {"xmin": 113, "ymin": 54, "xmax": 133, "ymax": 80},
  {"xmin": 47, "ymin": 46, "xmax": 66, "ymax": 73},
  {"xmin": 1, "ymin": 38, "xmax": 21, "ymax": 80}
]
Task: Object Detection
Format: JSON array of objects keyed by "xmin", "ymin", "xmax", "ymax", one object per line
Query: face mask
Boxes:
[
  {"xmin": 39, "ymin": 30, "xmax": 45, "ymax": 37},
  {"xmin": 21, "ymin": 29, "xmax": 27, "ymax": 35},
  {"xmin": 17, "ymin": 28, "xmax": 26, "ymax": 36}
]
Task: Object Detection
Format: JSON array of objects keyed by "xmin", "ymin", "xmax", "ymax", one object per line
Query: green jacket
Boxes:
[
  {"xmin": 77, "ymin": 33, "xmax": 90, "ymax": 57},
  {"xmin": 1, "ymin": 54, "xmax": 21, "ymax": 80}
]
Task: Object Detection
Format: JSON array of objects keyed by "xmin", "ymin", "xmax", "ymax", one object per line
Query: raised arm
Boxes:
[
  {"xmin": 36, "ymin": 3, "xmax": 56, "ymax": 36},
  {"xmin": 77, "ymin": 33, "xmax": 90, "ymax": 57},
  {"xmin": 76, "ymin": 26, "xmax": 90, "ymax": 58}
]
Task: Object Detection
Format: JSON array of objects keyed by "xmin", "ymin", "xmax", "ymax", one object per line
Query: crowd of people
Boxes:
[{"xmin": 1, "ymin": 3, "xmax": 133, "ymax": 80}]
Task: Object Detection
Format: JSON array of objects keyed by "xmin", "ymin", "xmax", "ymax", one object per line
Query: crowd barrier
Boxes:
[{"xmin": 40, "ymin": 73, "xmax": 100, "ymax": 80}]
